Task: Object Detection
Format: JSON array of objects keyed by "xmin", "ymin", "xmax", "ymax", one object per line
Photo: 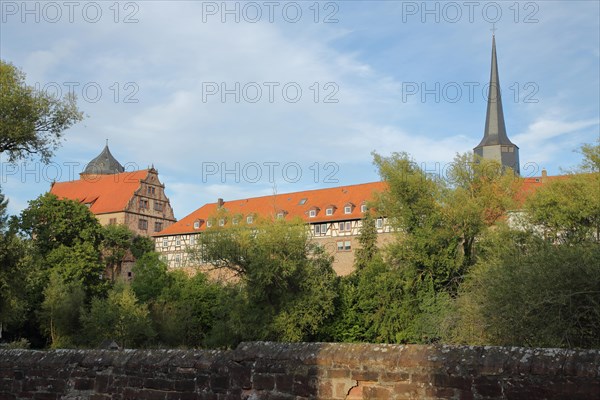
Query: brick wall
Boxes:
[{"xmin": 1, "ymin": 342, "xmax": 599, "ymax": 399}]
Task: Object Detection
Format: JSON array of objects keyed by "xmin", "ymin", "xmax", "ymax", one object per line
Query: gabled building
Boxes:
[
  {"xmin": 50, "ymin": 144, "xmax": 176, "ymax": 236},
  {"xmin": 153, "ymin": 182, "xmax": 393, "ymax": 276}
]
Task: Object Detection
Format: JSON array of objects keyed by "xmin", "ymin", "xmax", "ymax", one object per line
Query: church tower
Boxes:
[{"xmin": 474, "ymin": 35, "xmax": 520, "ymax": 175}]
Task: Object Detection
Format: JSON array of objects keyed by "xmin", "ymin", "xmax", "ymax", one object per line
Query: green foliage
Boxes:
[
  {"xmin": 195, "ymin": 219, "xmax": 338, "ymax": 347},
  {"xmin": 101, "ymin": 224, "xmax": 133, "ymax": 280},
  {"xmin": 131, "ymin": 252, "xmax": 170, "ymax": 304},
  {"xmin": 0, "ymin": 60, "xmax": 83, "ymax": 163},
  {"xmin": 449, "ymin": 229, "xmax": 600, "ymax": 348},
  {"xmin": 82, "ymin": 281, "xmax": 155, "ymax": 348},
  {"xmin": 153, "ymin": 271, "xmax": 226, "ymax": 347},
  {"xmin": 40, "ymin": 273, "xmax": 85, "ymax": 348},
  {"xmin": 20, "ymin": 193, "xmax": 103, "ymax": 257},
  {"xmin": 0, "ymin": 191, "xmax": 27, "ymax": 338},
  {"xmin": 525, "ymin": 173, "xmax": 600, "ymax": 244}
]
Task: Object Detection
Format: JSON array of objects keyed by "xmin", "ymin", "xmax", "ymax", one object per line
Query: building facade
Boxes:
[
  {"xmin": 50, "ymin": 144, "xmax": 177, "ymax": 237},
  {"xmin": 153, "ymin": 182, "xmax": 394, "ymax": 276}
]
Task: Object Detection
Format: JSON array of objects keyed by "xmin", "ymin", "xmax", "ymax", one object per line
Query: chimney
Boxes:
[
  {"xmin": 217, "ymin": 198, "xmax": 224, "ymax": 208},
  {"xmin": 541, "ymin": 168, "xmax": 547, "ymax": 183}
]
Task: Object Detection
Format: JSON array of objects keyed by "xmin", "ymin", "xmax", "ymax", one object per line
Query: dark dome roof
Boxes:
[{"xmin": 83, "ymin": 144, "xmax": 124, "ymax": 175}]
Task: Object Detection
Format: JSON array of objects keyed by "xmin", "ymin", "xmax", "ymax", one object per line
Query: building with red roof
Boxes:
[
  {"xmin": 154, "ymin": 182, "xmax": 393, "ymax": 276},
  {"xmin": 50, "ymin": 144, "xmax": 176, "ymax": 237}
]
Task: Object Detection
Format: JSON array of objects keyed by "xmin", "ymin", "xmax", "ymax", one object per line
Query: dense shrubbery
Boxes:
[{"xmin": 1, "ymin": 143, "xmax": 598, "ymax": 349}]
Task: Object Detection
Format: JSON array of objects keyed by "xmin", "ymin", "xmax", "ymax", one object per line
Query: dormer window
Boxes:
[
  {"xmin": 326, "ymin": 208, "xmax": 333, "ymax": 216},
  {"xmin": 277, "ymin": 212, "xmax": 284, "ymax": 219},
  {"xmin": 207, "ymin": 220, "xmax": 213, "ymax": 228},
  {"xmin": 232, "ymin": 217, "xmax": 239, "ymax": 225},
  {"xmin": 361, "ymin": 204, "xmax": 367, "ymax": 213},
  {"xmin": 219, "ymin": 218, "xmax": 225, "ymax": 227},
  {"xmin": 309, "ymin": 210, "xmax": 316, "ymax": 218},
  {"xmin": 246, "ymin": 215, "xmax": 254, "ymax": 224},
  {"xmin": 344, "ymin": 203, "xmax": 354, "ymax": 214},
  {"xmin": 193, "ymin": 220, "xmax": 201, "ymax": 229}
]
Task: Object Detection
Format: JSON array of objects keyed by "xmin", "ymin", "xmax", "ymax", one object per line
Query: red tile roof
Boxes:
[
  {"xmin": 155, "ymin": 181, "xmax": 388, "ymax": 236},
  {"xmin": 515, "ymin": 173, "xmax": 571, "ymax": 206},
  {"xmin": 50, "ymin": 170, "xmax": 149, "ymax": 214}
]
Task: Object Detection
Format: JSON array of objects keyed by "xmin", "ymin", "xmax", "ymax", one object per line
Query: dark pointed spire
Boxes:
[
  {"xmin": 476, "ymin": 35, "xmax": 514, "ymax": 147},
  {"xmin": 82, "ymin": 142, "xmax": 125, "ymax": 175},
  {"xmin": 474, "ymin": 34, "xmax": 520, "ymax": 175}
]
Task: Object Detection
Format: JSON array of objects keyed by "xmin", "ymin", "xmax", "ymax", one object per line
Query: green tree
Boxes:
[
  {"xmin": 353, "ymin": 212, "xmax": 381, "ymax": 270},
  {"xmin": 448, "ymin": 229, "xmax": 600, "ymax": 348},
  {"xmin": 20, "ymin": 193, "xmax": 103, "ymax": 257},
  {"xmin": 0, "ymin": 190, "xmax": 27, "ymax": 340},
  {"xmin": 101, "ymin": 224, "xmax": 134, "ymax": 280},
  {"xmin": 0, "ymin": 60, "xmax": 83, "ymax": 163},
  {"xmin": 153, "ymin": 271, "xmax": 226, "ymax": 347},
  {"xmin": 131, "ymin": 252, "xmax": 170, "ymax": 304},
  {"xmin": 194, "ymin": 219, "xmax": 338, "ymax": 346},
  {"xmin": 39, "ymin": 272, "xmax": 85, "ymax": 348},
  {"xmin": 524, "ymin": 143, "xmax": 600, "ymax": 244},
  {"xmin": 82, "ymin": 281, "xmax": 155, "ymax": 348}
]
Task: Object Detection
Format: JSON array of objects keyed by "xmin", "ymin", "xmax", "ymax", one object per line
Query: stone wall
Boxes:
[{"xmin": 1, "ymin": 342, "xmax": 599, "ymax": 399}]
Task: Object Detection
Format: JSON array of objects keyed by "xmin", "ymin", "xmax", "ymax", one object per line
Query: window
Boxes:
[
  {"xmin": 154, "ymin": 201, "xmax": 163, "ymax": 211},
  {"xmin": 277, "ymin": 212, "xmax": 284, "ymax": 219},
  {"xmin": 109, "ymin": 218, "xmax": 117, "ymax": 225},
  {"xmin": 162, "ymin": 238, "xmax": 168, "ymax": 248},
  {"xmin": 154, "ymin": 221, "xmax": 163, "ymax": 232},
  {"xmin": 314, "ymin": 224, "xmax": 321, "ymax": 236},
  {"xmin": 207, "ymin": 220, "xmax": 212, "ymax": 228},
  {"xmin": 344, "ymin": 206, "xmax": 352, "ymax": 214},
  {"xmin": 190, "ymin": 236, "xmax": 195, "ymax": 246},
  {"xmin": 376, "ymin": 218, "xmax": 383, "ymax": 229},
  {"xmin": 309, "ymin": 209, "xmax": 316, "ymax": 218},
  {"xmin": 247, "ymin": 215, "xmax": 253, "ymax": 224},
  {"xmin": 314, "ymin": 223, "xmax": 328, "ymax": 236},
  {"xmin": 298, "ymin": 198, "xmax": 307, "ymax": 205},
  {"xmin": 326, "ymin": 208, "xmax": 333, "ymax": 216},
  {"xmin": 219, "ymin": 218, "xmax": 225, "ymax": 227},
  {"xmin": 194, "ymin": 220, "xmax": 200, "ymax": 229},
  {"xmin": 175, "ymin": 254, "xmax": 181, "ymax": 266},
  {"xmin": 233, "ymin": 218, "xmax": 239, "ymax": 225},
  {"xmin": 139, "ymin": 199, "xmax": 148, "ymax": 209},
  {"xmin": 147, "ymin": 186, "xmax": 156, "ymax": 195},
  {"xmin": 339, "ymin": 221, "xmax": 352, "ymax": 232},
  {"xmin": 138, "ymin": 219, "xmax": 148, "ymax": 230},
  {"xmin": 361, "ymin": 204, "xmax": 367, "ymax": 213},
  {"xmin": 337, "ymin": 241, "xmax": 351, "ymax": 251},
  {"xmin": 175, "ymin": 238, "xmax": 181, "ymax": 247}
]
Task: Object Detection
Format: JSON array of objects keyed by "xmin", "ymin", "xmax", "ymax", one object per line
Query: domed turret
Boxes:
[{"xmin": 82, "ymin": 142, "xmax": 124, "ymax": 175}]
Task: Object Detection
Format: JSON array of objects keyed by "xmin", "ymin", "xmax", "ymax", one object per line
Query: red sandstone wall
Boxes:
[{"xmin": 1, "ymin": 342, "xmax": 599, "ymax": 399}]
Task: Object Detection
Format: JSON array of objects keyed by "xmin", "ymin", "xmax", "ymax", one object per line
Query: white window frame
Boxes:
[
  {"xmin": 246, "ymin": 215, "xmax": 253, "ymax": 224},
  {"xmin": 193, "ymin": 220, "xmax": 200, "ymax": 229},
  {"xmin": 207, "ymin": 220, "xmax": 213, "ymax": 228},
  {"xmin": 376, "ymin": 218, "xmax": 383, "ymax": 229},
  {"xmin": 326, "ymin": 208, "xmax": 333, "ymax": 216},
  {"xmin": 309, "ymin": 209, "xmax": 316, "ymax": 218},
  {"xmin": 361, "ymin": 204, "xmax": 367, "ymax": 213},
  {"xmin": 175, "ymin": 238, "xmax": 181, "ymax": 247},
  {"xmin": 344, "ymin": 205, "xmax": 352, "ymax": 214},
  {"xmin": 219, "ymin": 218, "xmax": 225, "ymax": 227},
  {"xmin": 162, "ymin": 238, "xmax": 168, "ymax": 248}
]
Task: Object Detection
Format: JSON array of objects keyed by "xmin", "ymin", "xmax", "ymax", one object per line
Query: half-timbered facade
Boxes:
[{"xmin": 154, "ymin": 182, "xmax": 393, "ymax": 276}]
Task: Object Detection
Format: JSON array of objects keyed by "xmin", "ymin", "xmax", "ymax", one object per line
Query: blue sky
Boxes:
[{"xmin": 1, "ymin": 0, "xmax": 599, "ymax": 219}]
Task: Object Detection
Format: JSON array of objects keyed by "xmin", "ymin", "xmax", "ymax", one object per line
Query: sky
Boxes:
[{"xmin": 1, "ymin": 0, "xmax": 599, "ymax": 219}]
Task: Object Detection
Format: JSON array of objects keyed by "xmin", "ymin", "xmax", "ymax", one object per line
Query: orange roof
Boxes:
[
  {"xmin": 50, "ymin": 170, "xmax": 149, "ymax": 214},
  {"xmin": 515, "ymin": 173, "xmax": 571, "ymax": 206},
  {"xmin": 156, "ymin": 181, "xmax": 388, "ymax": 236}
]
